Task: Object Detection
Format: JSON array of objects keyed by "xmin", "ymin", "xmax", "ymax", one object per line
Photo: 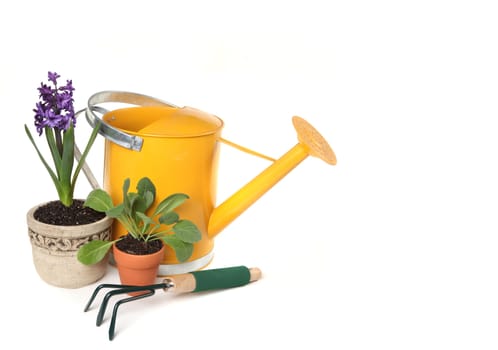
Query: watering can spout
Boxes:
[{"xmin": 207, "ymin": 116, "xmax": 336, "ymax": 238}]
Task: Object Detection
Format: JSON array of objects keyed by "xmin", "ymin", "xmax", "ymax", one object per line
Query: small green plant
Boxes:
[{"xmin": 77, "ymin": 177, "xmax": 201, "ymax": 265}]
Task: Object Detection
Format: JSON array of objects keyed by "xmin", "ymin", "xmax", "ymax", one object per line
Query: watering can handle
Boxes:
[
  {"xmin": 85, "ymin": 91, "xmax": 178, "ymax": 151},
  {"xmin": 86, "ymin": 90, "xmax": 276, "ymax": 161},
  {"xmin": 86, "ymin": 105, "xmax": 143, "ymax": 151}
]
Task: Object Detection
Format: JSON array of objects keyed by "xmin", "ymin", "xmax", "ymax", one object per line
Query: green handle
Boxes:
[{"xmin": 190, "ymin": 266, "xmax": 257, "ymax": 292}]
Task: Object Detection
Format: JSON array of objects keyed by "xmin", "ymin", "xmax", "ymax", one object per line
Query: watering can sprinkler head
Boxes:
[{"xmin": 292, "ymin": 116, "xmax": 337, "ymax": 165}]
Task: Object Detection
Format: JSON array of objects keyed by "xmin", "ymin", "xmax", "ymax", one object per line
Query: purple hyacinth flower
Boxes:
[
  {"xmin": 33, "ymin": 72, "xmax": 76, "ymax": 135},
  {"xmin": 48, "ymin": 72, "xmax": 61, "ymax": 85}
]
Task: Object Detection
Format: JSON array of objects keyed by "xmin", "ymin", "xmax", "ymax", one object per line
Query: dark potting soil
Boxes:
[
  {"xmin": 34, "ymin": 200, "xmax": 106, "ymax": 226},
  {"xmin": 116, "ymin": 233, "xmax": 163, "ymax": 255}
]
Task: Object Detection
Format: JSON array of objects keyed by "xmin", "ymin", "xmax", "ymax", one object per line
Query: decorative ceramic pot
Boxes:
[
  {"xmin": 113, "ymin": 242, "xmax": 165, "ymax": 291},
  {"xmin": 27, "ymin": 203, "xmax": 113, "ymax": 288}
]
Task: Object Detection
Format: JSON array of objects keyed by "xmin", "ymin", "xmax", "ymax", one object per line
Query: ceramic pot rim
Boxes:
[{"xmin": 26, "ymin": 201, "xmax": 113, "ymax": 237}]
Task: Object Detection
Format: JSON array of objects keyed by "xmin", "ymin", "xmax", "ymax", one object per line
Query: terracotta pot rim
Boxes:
[
  {"xmin": 112, "ymin": 242, "xmax": 165, "ymax": 272},
  {"xmin": 112, "ymin": 240, "xmax": 165, "ymax": 258}
]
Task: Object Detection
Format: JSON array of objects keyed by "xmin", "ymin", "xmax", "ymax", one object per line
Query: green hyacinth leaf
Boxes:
[
  {"xmin": 24, "ymin": 125, "xmax": 62, "ymax": 196},
  {"xmin": 77, "ymin": 240, "xmax": 113, "ymax": 265},
  {"xmin": 44, "ymin": 127, "xmax": 62, "ymax": 178},
  {"xmin": 59, "ymin": 123, "xmax": 75, "ymax": 189},
  {"xmin": 71, "ymin": 121, "xmax": 101, "ymax": 193}
]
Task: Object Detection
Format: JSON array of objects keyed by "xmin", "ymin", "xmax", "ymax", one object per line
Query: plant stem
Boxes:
[{"xmin": 59, "ymin": 190, "xmax": 73, "ymax": 207}]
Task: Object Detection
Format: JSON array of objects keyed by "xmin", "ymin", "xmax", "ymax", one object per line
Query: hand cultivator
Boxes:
[{"xmin": 84, "ymin": 266, "xmax": 262, "ymax": 340}]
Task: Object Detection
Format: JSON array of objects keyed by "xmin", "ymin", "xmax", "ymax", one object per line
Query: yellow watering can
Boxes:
[{"xmin": 84, "ymin": 91, "xmax": 336, "ymax": 275}]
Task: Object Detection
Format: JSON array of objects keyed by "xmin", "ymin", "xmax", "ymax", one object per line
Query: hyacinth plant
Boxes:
[{"xmin": 24, "ymin": 72, "xmax": 101, "ymax": 207}]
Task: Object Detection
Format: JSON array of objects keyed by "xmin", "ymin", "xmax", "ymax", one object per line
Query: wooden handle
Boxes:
[
  {"xmin": 163, "ymin": 266, "xmax": 262, "ymax": 294},
  {"xmin": 249, "ymin": 267, "xmax": 262, "ymax": 282}
]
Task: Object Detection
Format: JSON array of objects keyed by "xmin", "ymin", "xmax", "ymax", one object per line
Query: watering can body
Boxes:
[
  {"xmin": 86, "ymin": 91, "xmax": 336, "ymax": 275},
  {"xmin": 102, "ymin": 105, "xmax": 224, "ymax": 274}
]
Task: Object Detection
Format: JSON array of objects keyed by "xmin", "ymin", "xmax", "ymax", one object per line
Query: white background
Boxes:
[{"xmin": 1, "ymin": 1, "xmax": 497, "ymax": 349}]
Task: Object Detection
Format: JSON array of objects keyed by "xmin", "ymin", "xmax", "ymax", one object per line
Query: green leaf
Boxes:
[
  {"xmin": 143, "ymin": 191, "xmax": 154, "ymax": 212},
  {"xmin": 136, "ymin": 212, "xmax": 155, "ymax": 233},
  {"xmin": 77, "ymin": 240, "xmax": 114, "ymax": 265},
  {"xmin": 45, "ymin": 127, "xmax": 62, "ymax": 178},
  {"xmin": 127, "ymin": 192, "xmax": 140, "ymax": 213},
  {"xmin": 133, "ymin": 193, "xmax": 150, "ymax": 215},
  {"xmin": 144, "ymin": 224, "xmax": 161, "ymax": 238},
  {"xmin": 71, "ymin": 120, "xmax": 101, "ymax": 192},
  {"xmin": 172, "ymin": 220, "xmax": 202, "ymax": 243},
  {"xmin": 153, "ymin": 193, "xmax": 189, "ymax": 216},
  {"xmin": 106, "ymin": 203, "xmax": 124, "ymax": 218},
  {"xmin": 59, "ymin": 124, "xmax": 75, "ymax": 189},
  {"xmin": 161, "ymin": 235, "xmax": 194, "ymax": 262},
  {"xmin": 24, "ymin": 125, "xmax": 62, "ymax": 195},
  {"xmin": 137, "ymin": 177, "xmax": 155, "ymax": 199},
  {"xmin": 58, "ymin": 187, "xmax": 73, "ymax": 207},
  {"xmin": 122, "ymin": 178, "xmax": 130, "ymax": 211},
  {"xmin": 159, "ymin": 212, "xmax": 179, "ymax": 225},
  {"xmin": 84, "ymin": 189, "xmax": 114, "ymax": 212}
]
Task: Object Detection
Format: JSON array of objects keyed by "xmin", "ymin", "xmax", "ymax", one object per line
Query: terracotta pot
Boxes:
[
  {"xmin": 112, "ymin": 242, "xmax": 165, "ymax": 291},
  {"xmin": 27, "ymin": 203, "xmax": 113, "ymax": 288}
]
